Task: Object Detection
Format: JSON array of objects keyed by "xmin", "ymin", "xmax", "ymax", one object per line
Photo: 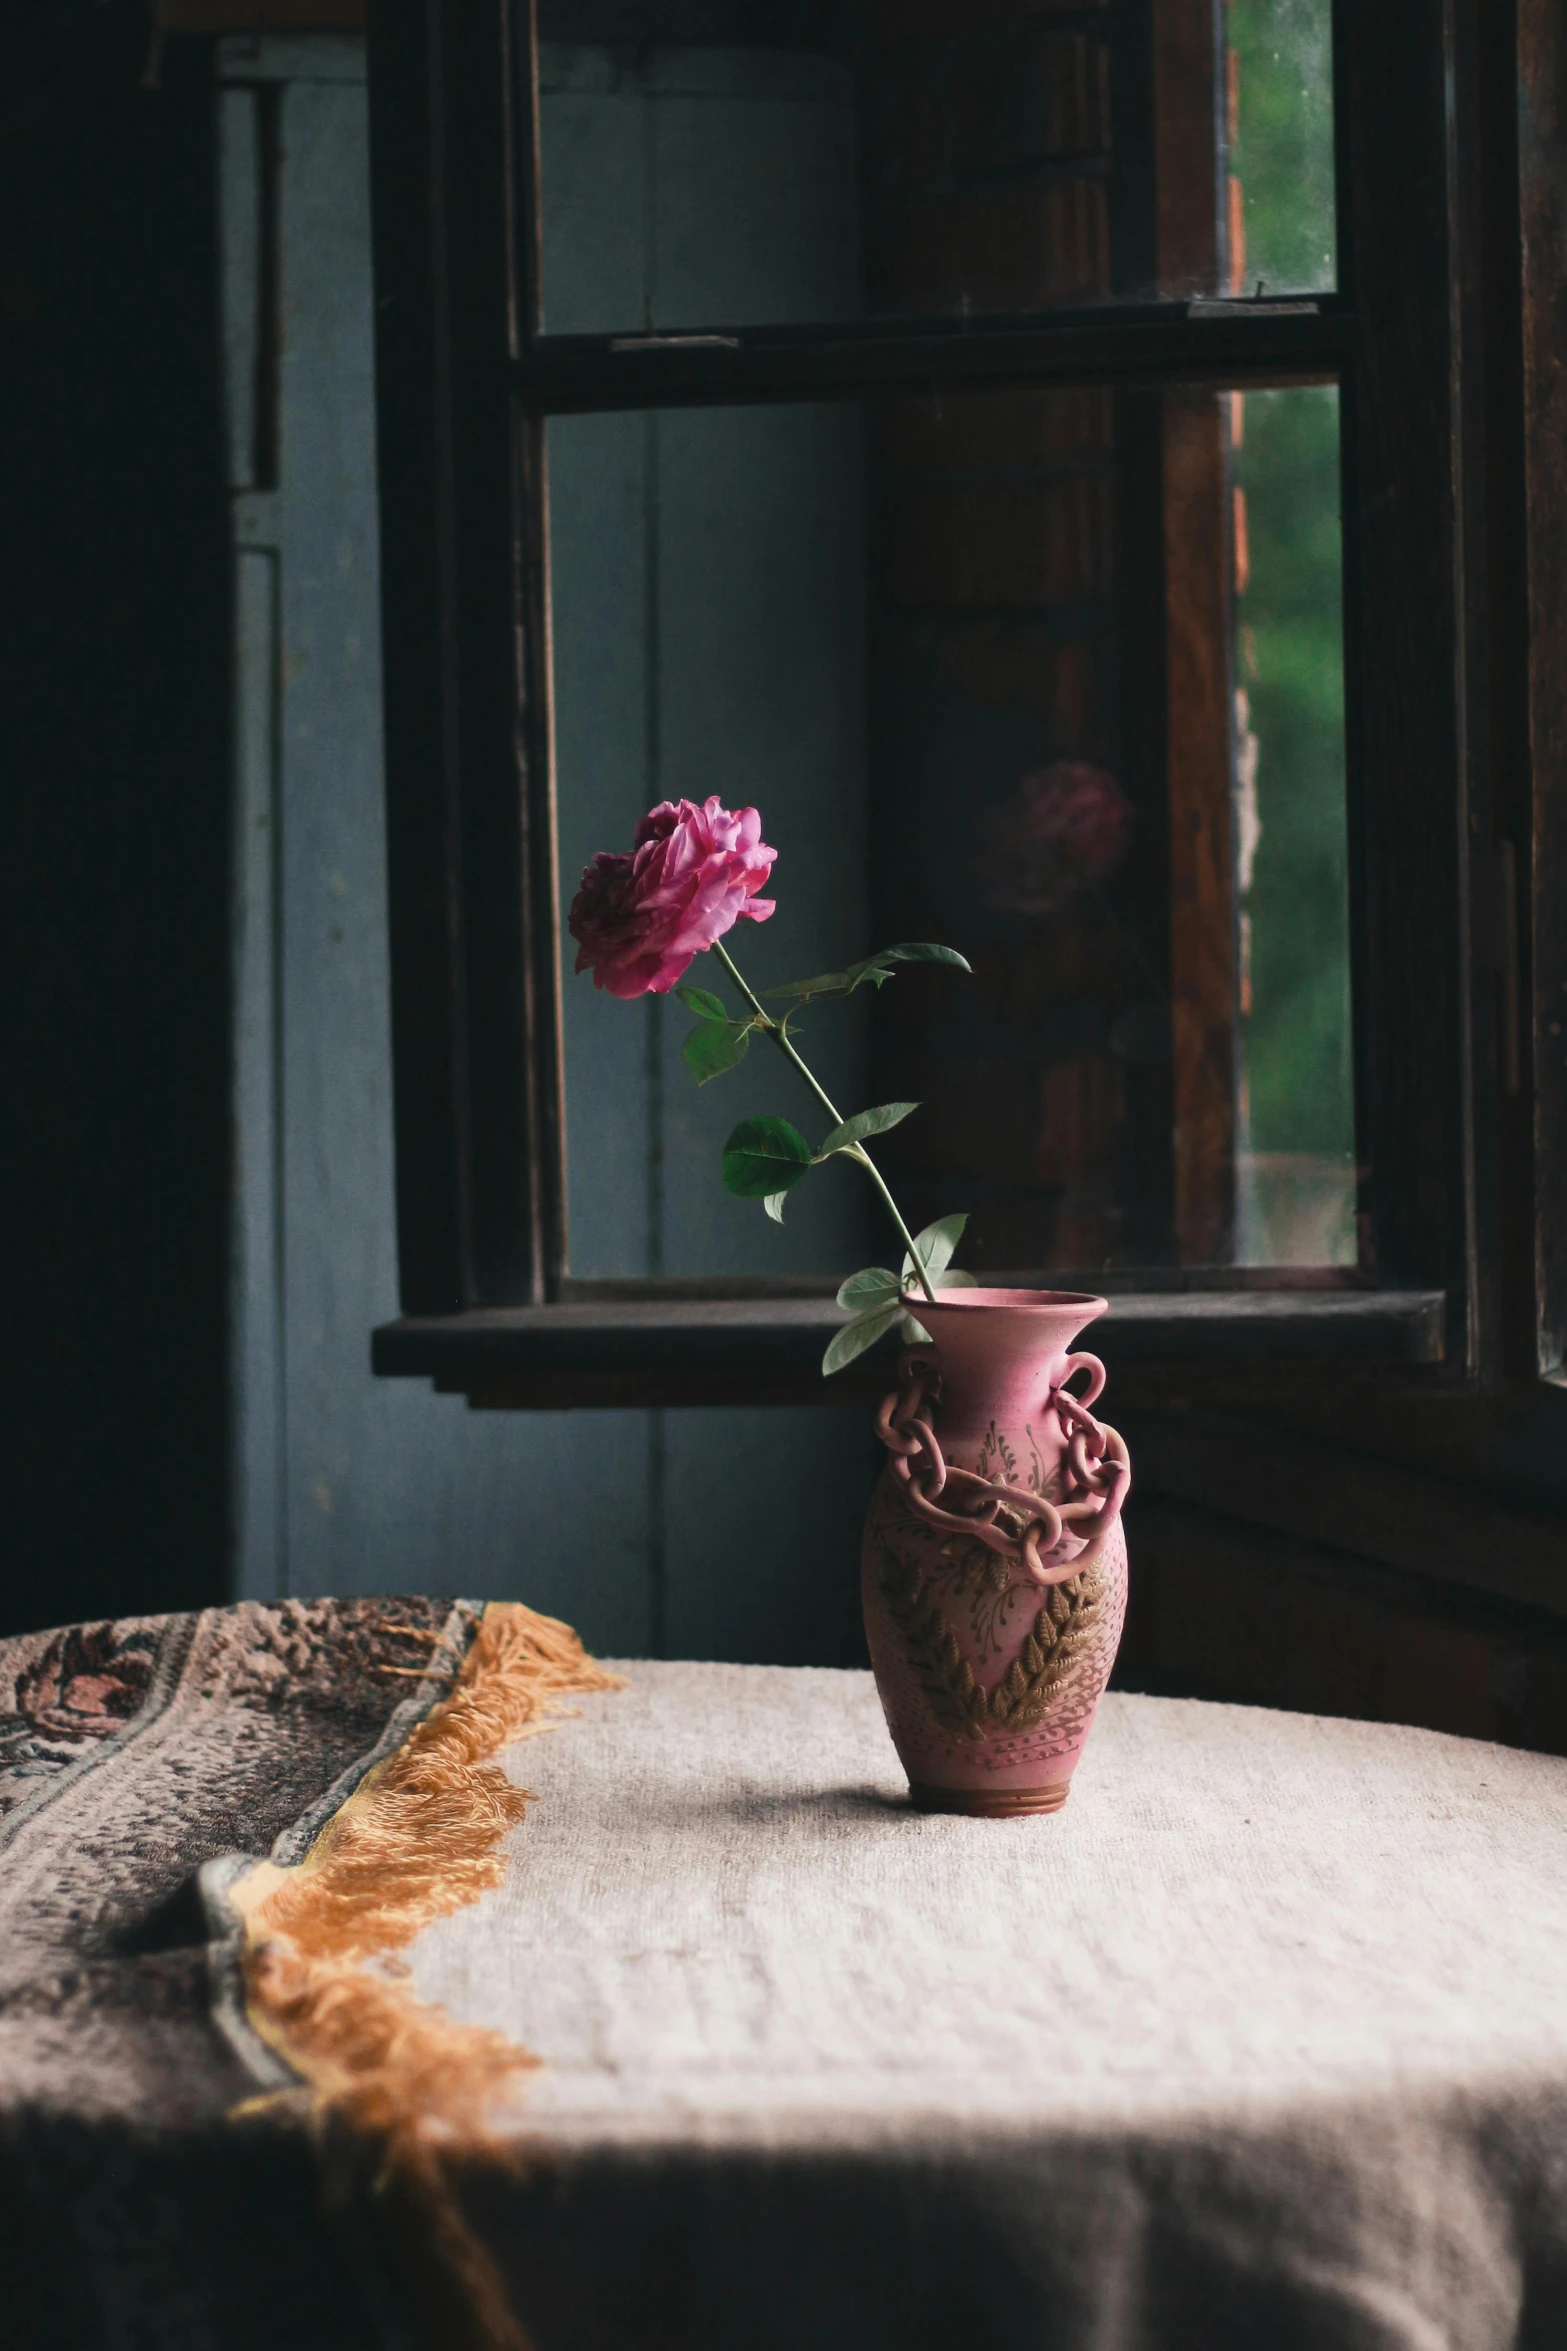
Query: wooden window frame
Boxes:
[
  {"xmin": 363, "ymin": 0, "xmax": 1543, "ymax": 1409},
  {"xmin": 1520, "ymin": 0, "xmax": 1567, "ymax": 1385}
]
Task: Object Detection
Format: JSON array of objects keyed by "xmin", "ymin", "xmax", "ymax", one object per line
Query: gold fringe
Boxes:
[{"xmin": 234, "ymin": 1602, "xmax": 623, "ymax": 2351}]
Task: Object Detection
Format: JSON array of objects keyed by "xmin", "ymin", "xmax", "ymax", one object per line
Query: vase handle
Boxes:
[{"xmin": 1058, "ymin": 1351, "xmax": 1106, "ymax": 1409}]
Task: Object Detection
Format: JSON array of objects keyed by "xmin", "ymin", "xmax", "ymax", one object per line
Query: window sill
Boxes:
[{"xmin": 371, "ymin": 1286, "xmax": 1446, "ymax": 1409}]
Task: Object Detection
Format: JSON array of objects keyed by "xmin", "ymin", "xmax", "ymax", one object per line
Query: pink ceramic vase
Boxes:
[{"xmin": 861, "ymin": 1289, "xmax": 1131, "ymax": 1817}]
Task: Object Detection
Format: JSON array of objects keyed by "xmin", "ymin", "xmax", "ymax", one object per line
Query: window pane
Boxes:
[
  {"xmin": 535, "ymin": 1, "xmax": 1337, "ymax": 335},
  {"xmin": 1232, "ymin": 385, "xmax": 1354, "ymax": 1262},
  {"xmin": 551, "ymin": 402, "xmax": 875, "ymax": 1280},
  {"xmin": 1227, "ymin": 0, "xmax": 1337, "ymax": 297},
  {"xmin": 551, "ymin": 383, "xmax": 1352, "ymax": 1279}
]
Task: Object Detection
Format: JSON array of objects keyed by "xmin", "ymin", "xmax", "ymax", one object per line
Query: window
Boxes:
[{"xmin": 365, "ymin": 0, "xmax": 1544, "ymax": 1407}]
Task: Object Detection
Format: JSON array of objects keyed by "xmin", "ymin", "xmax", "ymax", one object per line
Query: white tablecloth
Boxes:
[{"xmin": 397, "ymin": 1664, "xmax": 1567, "ymax": 2349}]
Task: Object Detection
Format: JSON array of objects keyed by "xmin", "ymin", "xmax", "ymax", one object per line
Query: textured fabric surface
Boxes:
[
  {"xmin": 0, "ymin": 1597, "xmax": 475, "ymax": 2350},
  {"xmin": 402, "ymin": 1663, "xmax": 1567, "ymax": 2350},
  {"xmin": 8, "ymin": 1623, "xmax": 1567, "ymax": 2351}
]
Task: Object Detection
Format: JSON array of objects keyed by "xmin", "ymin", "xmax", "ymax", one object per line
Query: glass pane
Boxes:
[
  {"xmin": 1232, "ymin": 384, "xmax": 1354, "ymax": 1261},
  {"xmin": 551, "ymin": 401, "xmax": 875, "ymax": 1280},
  {"xmin": 551, "ymin": 383, "xmax": 1352, "ymax": 1279},
  {"xmin": 535, "ymin": 1, "xmax": 1337, "ymax": 334},
  {"xmin": 1227, "ymin": 0, "xmax": 1337, "ymax": 296}
]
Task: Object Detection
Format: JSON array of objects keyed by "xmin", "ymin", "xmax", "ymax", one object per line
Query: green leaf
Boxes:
[
  {"xmin": 767, "ymin": 940, "xmax": 971, "ymax": 1006},
  {"xmin": 762, "ymin": 1190, "xmax": 789, "ymax": 1224},
  {"xmin": 903, "ymin": 1211, "xmax": 969, "ymax": 1283},
  {"xmin": 823, "ymin": 942, "xmax": 975, "ymax": 997},
  {"xmin": 821, "ymin": 1303, "xmax": 904, "ymax": 1377},
  {"xmin": 836, "ymin": 1265, "xmax": 900, "ymax": 1312},
  {"xmin": 815, "ymin": 1101, "xmax": 920, "ymax": 1157},
  {"xmin": 674, "ymin": 984, "xmax": 729, "ymax": 1022},
  {"xmin": 682, "ymin": 1019, "xmax": 753, "ymax": 1084},
  {"xmin": 936, "ymin": 1268, "xmax": 978, "ymax": 1289},
  {"xmin": 721, "ymin": 1115, "xmax": 812, "ymax": 1199},
  {"xmin": 900, "ymin": 1311, "xmax": 934, "ymax": 1346},
  {"xmin": 876, "ymin": 941, "xmax": 973, "ymax": 975}
]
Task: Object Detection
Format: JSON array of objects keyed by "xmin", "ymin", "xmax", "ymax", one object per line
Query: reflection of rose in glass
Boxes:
[{"xmin": 974, "ymin": 764, "xmax": 1132, "ymax": 915}]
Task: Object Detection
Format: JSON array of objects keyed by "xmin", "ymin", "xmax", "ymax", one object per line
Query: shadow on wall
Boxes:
[{"xmin": 3, "ymin": 8, "xmax": 231, "ymax": 1634}]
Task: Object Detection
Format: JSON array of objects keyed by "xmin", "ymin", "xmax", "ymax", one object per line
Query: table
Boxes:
[{"xmin": 5, "ymin": 1600, "xmax": 1567, "ymax": 2350}]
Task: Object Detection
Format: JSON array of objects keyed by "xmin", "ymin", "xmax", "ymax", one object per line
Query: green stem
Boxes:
[
  {"xmin": 843, "ymin": 1147, "xmax": 939, "ymax": 1309},
  {"xmin": 711, "ymin": 937, "xmax": 938, "ymax": 1306}
]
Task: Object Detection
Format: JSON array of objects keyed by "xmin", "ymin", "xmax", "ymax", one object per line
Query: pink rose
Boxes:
[
  {"xmin": 973, "ymin": 763, "xmax": 1132, "ymax": 916},
  {"xmin": 569, "ymin": 797, "xmax": 777, "ymax": 998}
]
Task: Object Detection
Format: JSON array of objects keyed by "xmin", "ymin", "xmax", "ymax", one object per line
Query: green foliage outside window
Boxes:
[{"xmin": 1228, "ymin": 0, "xmax": 1353, "ymax": 1257}]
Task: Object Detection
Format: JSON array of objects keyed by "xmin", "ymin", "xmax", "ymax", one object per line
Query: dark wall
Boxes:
[{"xmin": 3, "ymin": 7, "xmax": 230, "ymax": 1633}]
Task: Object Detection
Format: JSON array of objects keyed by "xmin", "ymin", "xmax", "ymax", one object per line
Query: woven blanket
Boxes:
[
  {"xmin": 6, "ymin": 1605, "xmax": 1567, "ymax": 2351},
  {"xmin": 0, "ymin": 1597, "xmax": 482, "ymax": 2348}
]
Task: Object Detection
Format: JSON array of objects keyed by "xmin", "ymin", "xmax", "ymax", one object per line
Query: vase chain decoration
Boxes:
[{"xmin": 874, "ymin": 1350, "xmax": 1130, "ymax": 1589}]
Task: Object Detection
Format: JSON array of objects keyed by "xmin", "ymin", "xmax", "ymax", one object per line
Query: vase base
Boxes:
[{"xmin": 908, "ymin": 1779, "xmax": 1071, "ymax": 1818}]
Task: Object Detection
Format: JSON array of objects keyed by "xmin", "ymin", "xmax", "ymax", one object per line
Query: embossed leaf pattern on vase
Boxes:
[
  {"xmin": 988, "ymin": 1574, "xmax": 1107, "ymax": 1730},
  {"xmin": 876, "ymin": 1546, "xmax": 1113, "ymax": 1743}
]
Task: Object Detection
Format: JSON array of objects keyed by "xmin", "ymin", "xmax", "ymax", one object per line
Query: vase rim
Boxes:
[{"xmin": 919, "ymin": 1287, "xmax": 1108, "ymax": 1315}]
